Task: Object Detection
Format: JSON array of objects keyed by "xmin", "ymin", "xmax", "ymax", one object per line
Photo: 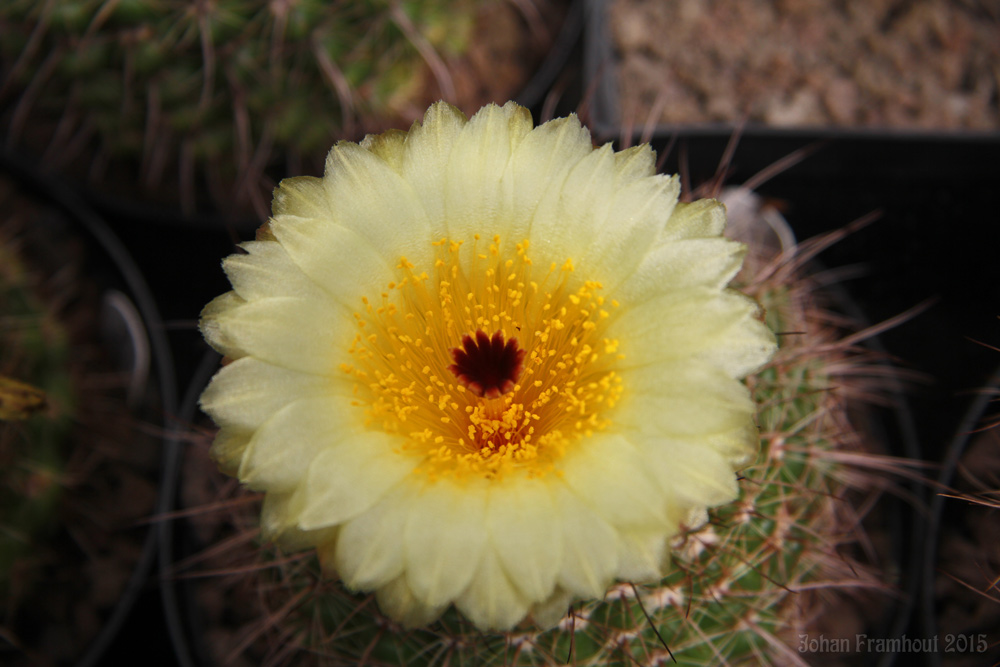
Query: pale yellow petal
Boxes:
[
  {"xmin": 200, "ymin": 356, "xmax": 337, "ymax": 431},
  {"xmin": 375, "ymin": 576, "xmax": 447, "ymax": 629},
  {"xmin": 200, "ymin": 295, "xmax": 351, "ymax": 375},
  {"xmin": 529, "ymin": 588, "xmax": 574, "ymax": 630},
  {"xmin": 585, "ymin": 173, "xmax": 681, "ymax": 283},
  {"xmin": 613, "ymin": 143, "xmax": 657, "ymax": 181},
  {"xmin": 208, "ymin": 426, "xmax": 252, "ymax": 476},
  {"xmin": 264, "ymin": 492, "xmax": 343, "ymax": 553},
  {"xmin": 505, "ymin": 114, "xmax": 593, "ymax": 235},
  {"xmin": 199, "ymin": 291, "xmax": 247, "ymax": 359},
  {"xmin": 712, "ymin": 311, "xmax": 777, "ymax": 378},
  {"xmin": 272, "ymin": 175, "xmax": 330, "ymax": 219},
  {"xmin": 444, "ymin": 102, "xmax": 533, "ymax": 241},
  {"xmin": 610, "ymin": 237, "xmax": 746, "ymax": 306},
  {"xmin": 615, "ymin": 529, "xmax": 670, "ymax": 583},
  {"xmin": 260, "ymin": 490, "xmax": 294, "ymax": 542},
  {"xmin": 529, "ymin": 143, "xmax": 617, "ymax": 260},
  {"xmin": 506, "ymin": 143, "xmax": 680, "ymax": 289},
  {"xmin": 334, "ymin": 484, "xmax": 414, "ymax": 590},
  {"xmin": 404, "ymin": 479, "xmax": 489, "ymax": 608},
  {"xmin": 559, "ymin": 433, "xmax": 667, "ymax": 527},
  {"xmin": 291, "ymin": 432, "xmax": 414, "ymax": 530},
  {"xmin": 322, "ymin": 142, "xmax": 434, "ymax": 266},
  {"xmin": 709, "ymin": 417, "xmax": 762, "ymax": 467},
  {"xmin": 238, "ymin": 395, "xmax": 363, "ymax": 492},
  {"xmin": 643, "ymin": 436, "xmax": 744, "ymax": 507},
  {"xmin": 610, "ymin": 287, "xmax": 777, "ymax": 378},
  {"xmin": 659, "ymin": 198, "xmax": 728, "ymax": 241},
  {"xmin": 360, "ymin": 128, "xmax": 408, "ymax": 172},
  {"xmin": 269, "ymin": 214, "xmax": 395, "ymax": 309},
  {"xmin": 552, "ymin": 485, "xmax": 619, "ymax": 598},
  {"xmin": 223, "ymin": 239, "xmax": 326, "ymax": 302},
  {"xmin": 684, "ymin": 507, "xmax": 710, "ymax": 532},
  {"xmin": 454, "ymin": 547, "xmax": 531, "ymax": 631},
  {"xmin": 615, "ymin": 361, "xmax": 756, "ymax": 437},
  {"xmin": 487, "ymin": 476, "xmax": 561, "ymax": 602},
  {"xmin": 400, "ymin": 102, "xmax": 468, "ymax": 232},
  {"xmin": 276, "ymin": 524, "xmax": 337, "ymax": 558}
]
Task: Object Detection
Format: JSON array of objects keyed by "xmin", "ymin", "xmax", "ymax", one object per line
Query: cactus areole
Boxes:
[{"xmin": 199, "ymin": 101, "xmax": 777, "ymax": 631}]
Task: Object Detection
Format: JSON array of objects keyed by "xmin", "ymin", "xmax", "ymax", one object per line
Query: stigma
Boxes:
[{"xmin": 448, "ymin": 330, "xmax": 526, "ymax": 399}]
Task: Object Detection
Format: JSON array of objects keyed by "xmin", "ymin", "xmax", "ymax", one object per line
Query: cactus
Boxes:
[
  {"xmin": 0, "ymin": 0, "xmax": 490, "ymax": 216},
  {"xmin": 0, "ymin": 186, "xmax": 76, "ymax": 605},
  {"xmin": 0, "ymin": 206, "xmax": 74, "ymax": 594},
  {"xmin": 180, "ymin": 148, "xmax": 905, "ymax": 665}
]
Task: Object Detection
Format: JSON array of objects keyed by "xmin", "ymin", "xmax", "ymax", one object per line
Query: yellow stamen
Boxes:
[{"xmin": 344, "ymin": 237, "xmax": 623, "ymax": 482}]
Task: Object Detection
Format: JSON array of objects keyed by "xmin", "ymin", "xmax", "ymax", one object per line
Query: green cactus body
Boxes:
[
  {"xmin": 185, "ymin": 209, "xmax": 892, "ymax": 666},
  {"xmin": 0, "ymin": 0, "xmax": 481, "ymax": 213}
]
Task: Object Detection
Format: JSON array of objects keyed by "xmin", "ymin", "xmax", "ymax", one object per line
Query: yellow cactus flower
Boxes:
[{"xmin": 199, "ymin": 101, "xmax": 776, "ymax": 631}]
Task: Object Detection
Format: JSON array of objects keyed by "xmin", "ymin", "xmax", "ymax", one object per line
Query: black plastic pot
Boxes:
[
  {"xmin": 582, "ymin": 0, "xmax": 1000, "ymax": 141},
  {"xmin": 157, "ymin": 346, "xmax": 223, "ymax": 667},
  {"xmin": 921, "ymin": 362, "xmax": 1000, "ymax": 667},
  {"xmin": 582, "ymin": 4, "xmax": 1000, "ymax": 660},
  {"xmin": 635, "ymin": 141, "xmax": 999, "ymax": 667}
]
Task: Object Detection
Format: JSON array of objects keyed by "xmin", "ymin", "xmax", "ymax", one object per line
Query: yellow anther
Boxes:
[{"xmin": 344, "ymin": 235, "xmax": 622, "ymax": 482}]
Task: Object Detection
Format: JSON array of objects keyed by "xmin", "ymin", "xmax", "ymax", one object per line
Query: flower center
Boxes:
[
  {"xmin": 340, "ymin": 236, "xmax": 624, "ymax": 482},
  {"xmin": 448, "ymin": 329, "xmax": 525, "ymax": 399}
]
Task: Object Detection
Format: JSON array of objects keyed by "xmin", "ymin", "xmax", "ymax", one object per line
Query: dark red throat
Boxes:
[{"xmin": 448, "ymin": 329, "xmax": 526, "ymax": 399}]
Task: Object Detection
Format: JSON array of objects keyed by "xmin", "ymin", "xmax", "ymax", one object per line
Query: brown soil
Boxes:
[{"xmin": 608, "ymin": 0, "xmax": 1000, "ymax": 129}]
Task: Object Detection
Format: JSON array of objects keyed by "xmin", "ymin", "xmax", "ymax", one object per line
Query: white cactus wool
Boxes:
[{"xmin": 198, "ymin": 101, "xmax": 776, "ymax": 632}]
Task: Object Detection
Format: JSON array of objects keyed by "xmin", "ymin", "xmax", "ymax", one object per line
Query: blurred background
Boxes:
[{"xmin": 1, "ymin": 1, "xmax": 998, "ymax": 665}]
